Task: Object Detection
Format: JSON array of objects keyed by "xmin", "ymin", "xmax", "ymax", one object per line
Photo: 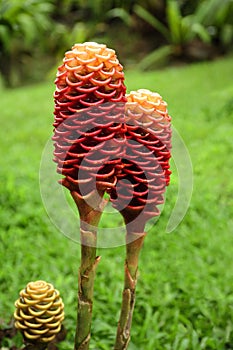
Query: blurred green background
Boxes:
[
  {"xmin": 1, "ymin": 0, "xmax": 233, "ymax": 87},
  {"xmin": 1, "ymin": 1, "xmax": 233, "ymax": 349}
]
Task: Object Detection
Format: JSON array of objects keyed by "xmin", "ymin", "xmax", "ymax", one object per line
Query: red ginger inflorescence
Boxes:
[
  {"xmin": 109, "ymin": 89, "xmax": 172, "ymax": 225},
  {"xmin": 53, "ymin": 42, "xmax": 127, "ymax": 198},
  {"xmin": 53, "ymin": 43, "xmax": 171, "ymax": 221}
]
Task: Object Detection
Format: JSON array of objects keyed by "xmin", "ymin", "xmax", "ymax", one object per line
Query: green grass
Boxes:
[{"xmin": 1, "ymin": 55, "xmax": 233, "ymax": 349}]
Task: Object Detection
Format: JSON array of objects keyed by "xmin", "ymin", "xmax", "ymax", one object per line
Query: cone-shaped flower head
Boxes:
[
  {"xmin": 14, "ymin": 280, "xmax": 64, "ymax": 344},
  {"xmin": 53, "ymin": 42, "xmax": 126, "ymax": 198},
  {"xmin": 110, "ymin": 89, "xmax": 172, "ymax": 226}
]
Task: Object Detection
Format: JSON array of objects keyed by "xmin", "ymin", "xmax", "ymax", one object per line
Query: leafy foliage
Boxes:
[
  {"xmin": 111, "ymin": 0, "xmax": 233, "ymax": 69},
  {"xmin": 133, "ymin": 0, "xmax": 233, "ymax": 69},
  {"xmin": 0, "ymin": 0, "xmax": 54, "ymax": 86}
]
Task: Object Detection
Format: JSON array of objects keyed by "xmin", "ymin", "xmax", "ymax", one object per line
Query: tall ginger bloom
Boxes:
[
  {"xmin": 53, "ymin": 42, "xmax": 126, "ymax": 350},
  {"xmin": 53, "ymin": 42, "xmax": 126, "ymax": 198}
]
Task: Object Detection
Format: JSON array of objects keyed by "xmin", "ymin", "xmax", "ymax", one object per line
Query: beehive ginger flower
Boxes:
[
  {"xmin": 14, "ymin": 280, "xmax": 64, "ymax": 344},
  {"xmin": 53, "ymin": 42, "xmax": 127, "ymax": 197},
  {"xmin": 110, "ymin": 89, "xmax": 172, "ymax": 223}
]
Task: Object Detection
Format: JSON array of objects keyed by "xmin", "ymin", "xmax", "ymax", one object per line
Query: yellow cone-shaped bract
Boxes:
[{"xmin": 14, "ymin": 280, "xmax": 64, "ymax": 344}]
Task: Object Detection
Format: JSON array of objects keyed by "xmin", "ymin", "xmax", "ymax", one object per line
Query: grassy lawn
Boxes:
[{"xmin": 1, "ymin": 55, "xmax": 233, "ymax": 349}]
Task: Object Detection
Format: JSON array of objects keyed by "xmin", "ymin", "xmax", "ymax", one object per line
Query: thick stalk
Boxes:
[
  {"xmin": 114, "ymin": 231, "xmax": 146, "ymax": 350},
  {"xmin": 75, "ymin": 226, "xmax": 100, "ymax": 349},
  {"xmin": 68, "ymin": 189, "xmax": 106, "ymax": 350}
]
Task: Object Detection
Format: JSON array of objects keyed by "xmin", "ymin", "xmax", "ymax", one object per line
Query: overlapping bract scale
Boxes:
[
  {"xmin": 14, "ymin": 280, "xmax": 64, "ymax": 343},
  {"xmin": 54, "ymin": 42, "xmax": 126, "ymax": 124},
  {"xmin": 53, "ymin": 104, "xmax": 126, "ymax": 196}
]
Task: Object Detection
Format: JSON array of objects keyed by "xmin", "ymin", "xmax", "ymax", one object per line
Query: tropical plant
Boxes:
[
  {"xmin": 133, "ymin": 0, "xmax": 213, "ymax": 69},
  {"xmin": 193, "ymin": 0, "xmax": 233, "ymax": 48},
  {"xmin": 108, "ymin": 0, "xmax": 233, "ymax": 70},
  {"xmin": 52, "ymin": 42, "xmax": 172, "ymax": 350},
  {"xmin": 34, "ymin": 0, "xmax": 133, "ymax": 74},
  {"xmin": 0, "ymin": 0, "xmax": 54, "ymax": 87}
]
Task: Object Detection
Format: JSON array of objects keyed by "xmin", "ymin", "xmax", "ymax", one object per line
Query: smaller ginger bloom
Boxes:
[
  {"xmin": 111, "ymin": 89, "xmax": 171, "ymax": 230},
  {"xmin": 113, "ymin": 89, "xmax": 172, "ymax": 350},
  {"xmin": 14, "ymin": 280, "xmax": 64, "ymax": 348},
  {"xmin": 126, "ymin": 88, "xmax": 171, "ymax": 185}
]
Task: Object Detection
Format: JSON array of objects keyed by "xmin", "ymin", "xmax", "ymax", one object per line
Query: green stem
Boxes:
[
  {"xmin": 114, "ymin": 231, "xmax": 146, "ymax": 350},
  {"xmin": 75, "ymin": 226, "xmax": 100, "ymax": 350},
  {"xmin": 68, "ymin": 189, "xmax": 106, "ymax": 350}
]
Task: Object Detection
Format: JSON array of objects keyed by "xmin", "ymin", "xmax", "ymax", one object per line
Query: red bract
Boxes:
[
  {"xmin": 110, "ymin": 89, "xmax": 172, "ymax": 225},
  {"xmin": 53, "ymin": 42, "xmax": 126, "ymax": 197}
]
